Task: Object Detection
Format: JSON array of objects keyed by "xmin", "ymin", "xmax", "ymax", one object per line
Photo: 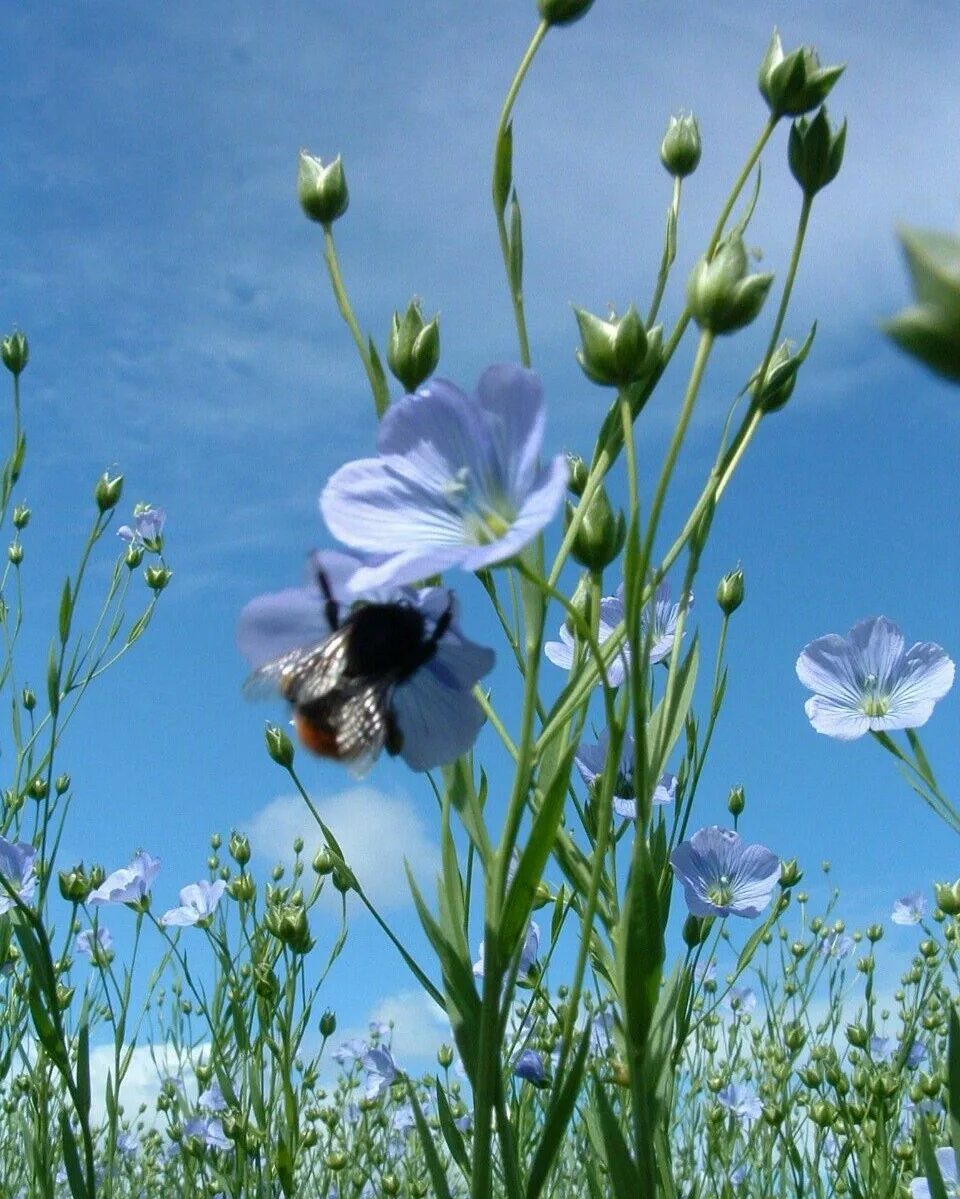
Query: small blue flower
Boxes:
[
  {"xmin": 116, "ymin": 1130, "xmax": 139, "ymax": 1156},
  {"xmin": 590, "ymin": 1008, "xmax": 615, "ymax": 1054},
  {"xmin": 363, "ymin": 1045, "xmax": 400, "ymax": 1099},
  {"xmin": 183, "ymin": 1115, "xmax": 230, "ymax": 1152},
  {"xmin": 817, "ymin": 931, "xmax": 855, "ymax": 959},
  {"xmin": 797, "ymin": 616, "xmax": 954, "ymax": 740},
  {"xmin": 910, "ymin": 1147, "xmax": 959, "ymax": 1199},
  {"xmin": 199, "ymin": 1080, "xmax": 227, "ymax": 1112},
  {"xmin": 75, "ymin": 926, "xmax": 113, "ymax": 963},
  {"xmin": 239, "ymin": 551, "xmax": 494, "ymax": 772},
  {"xmin": 0, "ymin": 837, "xmax": 37, "ymax": 914},
  {"xmin": 118, "ymin": 504, "xmax": 166, "ymax": 550},
  {"xmin": 717, "ymin": 1082, "xmax": 762, "ymax": 1126},
  {"xmin": 870, "ymin": 1035, "xmax": 895, "ymax": 1062},
  {"xmin": 724, "ymin": 986, "xmax": 757, "ymax": 1016},
  {"xmin": 88, "ymin": 851, "xmax": 160, "ymax": 908},
  {"xmin": 473, "ymin": 920, "xmax": 539, "ymax": 980},
  {"xmin": 574, "ymin": 728, "xmax": 676, "ymax": 819},
  {"xmin": 391, "ymin": 1103, "xmax": 416, "ymax": 1134},
  {"xmin": 906, "ymin": 1040, "xmax": 926, "ymax": 1070},
  {"xmin": 320, "ymin": 366, "xmax": 568, "ymax": 591},
  {"xmin": 513, "ymin": 1049, "xmax": 548, "ymax": 1088},
  {"xmin": 159, "ymin": 879, "xmax": 227, "ymax": 928},
  {"xmin": 670, "ymin": 827, "xmax": 779, "ymax": 919},
  {"xmin": 332, "ymin": 1038, "xmax": 367, "ymax": 1065},
  {"xmin": 892, "ymin": 892, "xmax": 926, "ymax": 925},
  {"xmin": 545, "ymin": 582, "xmax": 687, "ymax": 683}
]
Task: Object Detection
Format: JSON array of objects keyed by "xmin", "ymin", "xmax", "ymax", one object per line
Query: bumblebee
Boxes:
[{"xmin": 244, "ymin": 569, "xmax": 453, "ymax": 770}]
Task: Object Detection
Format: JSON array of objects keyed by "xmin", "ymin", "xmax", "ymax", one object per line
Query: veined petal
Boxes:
[
  {"xmin": 321, "ymin": 457, "xmax": 472, "ymax": 552},
  {"xmin": 796, "ymin": 634, "xmax": 864, "ymax": 705},
  {"xmin": 377, "ymin": 382, "xmax": 491, "ymax": 484},
  {"xmin": 893, "ymin": 640, "xmax": 955, "ymax": 704},
  {"xmin": 803, "ymin": 695, "xmax": 871, "ymax": 739},
  {"xmin": 474, "ymin": 365, "xmax": 546, "ymax": 501},
  {"xmin": 848, "ymin": 616, "xmax": 906, "ymax": 690}
]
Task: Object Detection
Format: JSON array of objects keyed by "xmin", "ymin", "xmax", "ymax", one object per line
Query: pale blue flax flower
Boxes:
[
  {"xmin": 892, "ymin": 892, "xmax": 926, "ymax": 925},
  {"xmin": 117, "ymin": 504, "xmax": 166, "ymax": 550},
  {"xmin": 545, "ymin": 582, "xmax": 687, "ymax": 683},
  {"xmin": 160, "ymin": 879, "xmax": 226, "ymax": 927},
  {"xmin": 910, "ymin": 1147, "xmax": 959, "ymax": 1199},
  {"xmin": 321, "ymin": 366, "xmax": 568, "ymax": 591},
  {"xmin": 513, "ymin": 1049, "xmax": 548, "ymax": 1087},
  {"xmin": 75, "ymin": 926, "xmax": 113, "ymax": 962},
  {"xmin": 0, "ymin": 837, "xmax": 37, "ymax": 914},
  {"xmin": 717, "ymin": 1082, "xmax": 763, "ymax": 1126},
  {"xmin": 183, "ymin": 1115, "xmax": 230, "ymax": 1152},
  {"xmin": 574, "ymin": 727, "xmax": 676, "ymax": 819},
  {"xmin": 363, "ymin": 1045, "xmax": 400, "ymax": 1099},
  {"xmin": 797, "ymin": 616, "xmax": 953, "ymax": 740},
  {"xmin": 238, "ymin": 550, "xmax": 494, "ymax": 772},
  {"xmin": 817, "ymin": 931, "xmax": 855, "ymax": 959},
  {"xmin": 88, "ymin": 851, "xmax": 160, "ymax": 908},
  {"xmin": 670, "ymin": 827, "xmax": 779, "ymax": 919}
]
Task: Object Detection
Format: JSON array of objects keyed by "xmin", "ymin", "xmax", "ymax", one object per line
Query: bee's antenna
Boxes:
[{"xmin": 316, "ymin": 568, "xmax": 341, "ymax": 631}]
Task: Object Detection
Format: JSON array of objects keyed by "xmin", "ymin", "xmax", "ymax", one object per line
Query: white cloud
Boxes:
[
  {"xmin": 86, "ymin": 1041, "xmax": 206, "ymax": 1127},
  {"xmin": 243, "ymin": 786, "xmax": 440, "ymax": 911}
]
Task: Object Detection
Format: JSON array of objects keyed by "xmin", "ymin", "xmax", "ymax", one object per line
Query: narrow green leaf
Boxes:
[
  {"xmin": 276, "ymin": 1140, "xmax": 295, "ymax": 1197},
  {"xmin": 918, "ymin": 1120, "xmax": 950, "ymax": 1199},
  {"xmin": 406, "ymin": 866, "xmax": 480, "ymax": 1081},
  {"xmin": 648, "ymin": 637, "xmax": 699, "ymax": 778},
  {"xmin": 592, "ymin": 1082, "xmax": 640, "ymax": 1199},
  {"xmin": 408, "ymin": 1081, "xmax": 453, "ymax": 1199},
  {"xmin": 525, "ymin": 1022, "xmax": 592, "ymax": 1199},
  {"xmin": 125, "ymin": 610, "xmax": 151, "ymax": 648},
  {"xmin": 58, "ymin": 579, "xmax": 72, "ymax": 645},
  {"xmin": 509, "ymin": 195, "xmax": 523, "ymax": 292},
  {"xmin": 76, "ymin": 1019, "xmax": 91, "ymax": 1122},
  {"xmin": 948, "ymin": 1004, "xmax": 960, "ymax": 1174},
  {"xmin": 47, "ymin": 641, "xmax": 60, "ymax": 717},
  {"xmin": 367, "ymin": 335, "xmax": 390, "ymax": 412},
  {"xmin": 435, "ymin": 1080, "xmax": 470, "ymax": 1180},
  {"xmin": 493, "ymin": 121, "xmax": 513, "ymax": 214},
  {"xmin": 501, "ymin": 742, "xmax": 577, "ymax": 960},
  {"xmin": 735, "ymin": 904, "xmax": 780, "ymax": 973},
  {"xmin": 60, "ymin": 1112, "xmax": 88, "ymax": 1199}
]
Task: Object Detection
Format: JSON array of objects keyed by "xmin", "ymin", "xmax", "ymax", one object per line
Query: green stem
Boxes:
[
  {"xmin": 706, "ymin": 114, "xmax": 779, "ymax": 255},
  {"xmin": 322, "ymin": 225, "xmax": 389, "ymax": 418},
  {"xmin": 492, "ymin": 20, "xmax": 548, "ymax": 368},
  {"xmin": 647, "ymin": 176, "xmax": 682, "ymax": 327}
]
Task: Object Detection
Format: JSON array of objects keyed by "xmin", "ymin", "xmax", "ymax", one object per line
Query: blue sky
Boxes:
[{"xmin": 3, "ymin": 1, "xmax": 960, "ymax": 1080}]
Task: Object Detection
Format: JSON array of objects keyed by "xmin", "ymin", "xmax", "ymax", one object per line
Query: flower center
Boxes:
[
  {"xmin": 707, "ymin": 874, "xmax": 734, "ymax": 907},
  {"xmin": 443, "ymin": 467, "xmax": 516, "ymax": 545},
  {"xmin": 860, "ymin": 672, "xmax": 891, "ymax": 718}
]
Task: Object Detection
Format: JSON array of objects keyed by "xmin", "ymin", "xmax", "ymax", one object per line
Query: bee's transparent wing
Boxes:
[
  {"xmin": 242, "ymin": 630, "xmax": 351, "ymax": 705},
  {"xmin": 336, "ymin": 680, "xmax": 393, "ymax": 777}
]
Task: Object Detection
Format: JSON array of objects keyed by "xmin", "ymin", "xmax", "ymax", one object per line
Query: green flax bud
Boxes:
[
  {"xmin": 758, "ymin": 30, "xmax": 844, "ymax": 118},
  {"xmin": 1, "ymin": 331, "xmax": 28, "ymax": 377},
  {"xmin": 95, "ymin": 472, "xmax": 123, "ymax": 513},
  {"xmin": 727, "ymin": 785, "xmax": 745, "ymax": 817},
  {"xmin": 537, "ymin": 0, "xmax": 594, "ymax": 26},
  {"xmin": 297, "ymin": 151, "xmax": 349, "ymax": 225},
  {"xmin": 716, "ymin": 568, "xmax": 745, "ymax": 615},
  {"xmin": 565, "ymin": 486, "xmax": 626, "ymax": 573},
  {"xmin": 686, "ymin": 234, "xmax": 773, "ymax": 335},
  {"xmin": 660, "ymin": 113, "xmax": 702, "ymax": 178},
  {"xmin": 387, "ymin": 300, "xmax": 440, "ymax": 393},
  {"xmin": 265, "ymin": 723, "xmax": 295, "ymax": 768},
  {"xmin": 574, "ymin": 304, "xmax": 649, "ymax": 387},
  {"xmin": 319, "ymin": 1009, "xmax": 337, "ymax": 1038},
  {"xmin": 788, "ymin": 107, "xmax": 847, "ymax": 197},
  {"xmin": 885, "ymin": 225, "xmax": 960, "ymax": 382}
]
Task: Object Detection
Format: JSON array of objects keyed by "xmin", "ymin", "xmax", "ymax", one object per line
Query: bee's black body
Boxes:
[{"xmin": 247, "ymin": 570, "xmax": 453, "ymax": 768}]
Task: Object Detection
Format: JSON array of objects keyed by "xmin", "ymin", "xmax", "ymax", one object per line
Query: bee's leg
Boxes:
[
  {"xmin": 316, "ymin": 568, "xmax": 341, "ymax": 631},
  {"xmin": 385, "ymin": 711, "xmax": 404, "ymax": 757},
  {"xmin": 427, "ymin": 591, "xmax": 455, "ymax": 649}
]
